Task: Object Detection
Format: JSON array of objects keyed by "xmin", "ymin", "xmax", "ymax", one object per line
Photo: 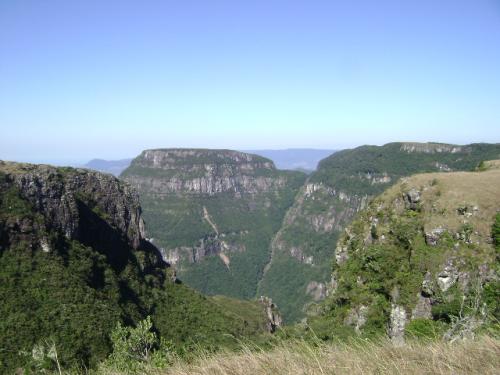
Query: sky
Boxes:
[{"xmin": 1, "ymin": 0, "xmax": 499, "ymax": 164}]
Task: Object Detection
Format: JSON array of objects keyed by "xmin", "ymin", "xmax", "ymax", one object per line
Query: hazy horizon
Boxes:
[
  {"xmin": 4, "ymin": 141, "xmax": 500, "ymax": 168},
  {"xmin": 1, "ymin": 0, "xmax": 499, "ymax": 162}
]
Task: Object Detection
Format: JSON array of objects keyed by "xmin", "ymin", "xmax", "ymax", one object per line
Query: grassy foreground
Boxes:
[
  {"xmin": 161, "ymin": 338, "xmax": 499, "ymax": 375},
  {"xmin": 140, "ymin": 337, "xmax": 500, "ymax": 375}
]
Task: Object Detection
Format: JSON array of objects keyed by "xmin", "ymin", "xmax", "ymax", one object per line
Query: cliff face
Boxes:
[
  {"xmin": 122, "ymin": 149, "xmax": 286, "ymax": 196},
  {"xmin": 258, "ymin": 143, "xmax": 500, "ymax": 323},
  {"xmin": 121, "ymin": 149, "xmax": 306, "ymax": 300},
  {"xmin": 310, "ymin": 166, "xmax": 500, "ymax": 342},
  {"xmin": 1, "ymin": 161, "xmax": 146, "ymax": 249},
  {"xmin": 0, "ymin": 161, "xmax": 271, "ymax": 372},
  {"xmin": 0, "ymin": 161, "xmax": 169, "ymax": 370}
]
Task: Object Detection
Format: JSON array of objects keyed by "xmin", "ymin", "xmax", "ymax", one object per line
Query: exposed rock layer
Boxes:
[
  {"xmin": 120, "ymin": 149, "xmax": 306, "ymax": 301},
  {"xmin": 123, "ymin": 149, "xmax": 285, "ymax": 196}
]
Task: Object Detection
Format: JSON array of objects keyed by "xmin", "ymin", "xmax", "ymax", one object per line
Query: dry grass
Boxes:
[
  {"xmin": 484, "ymin": 160, "xmax": 500, "ymax": 170},
  {"xmin": 383, "ymin": 167, "xmax": 500, "ymax": 240},
  {"xmin": 161, "ymin": 337, "xmax": 500, "ymax": 375}
]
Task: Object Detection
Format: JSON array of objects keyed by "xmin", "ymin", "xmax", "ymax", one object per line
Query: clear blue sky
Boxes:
[{"xmin": 1, "ymin": 0, "xmax": 499, "ymax": 163}]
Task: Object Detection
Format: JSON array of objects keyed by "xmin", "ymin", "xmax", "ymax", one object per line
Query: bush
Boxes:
[
  {"xmin": 20, "ymin": 340, "xmax": 63, "ymax": 375},
  {"xmin": 431, "ymin": 293, "xmax": 462, "ymax": 323},
  {"xmin": 493, "ymin": 213, "xmax": 500, "ymax": 250},
  {"xmin": 483, "ymin": 281, "xmax": 500, "ymax": 321},
  {"xmin": 405, "ymin": 319, "xmax": 446, "ymax": 340},
  {"xmin": 100, "ymin": 316, "xmax": 173, "ymax": 374},
  {"xmin": 476, "ymin": 161, "xmax": 488, "ymax": 172}
]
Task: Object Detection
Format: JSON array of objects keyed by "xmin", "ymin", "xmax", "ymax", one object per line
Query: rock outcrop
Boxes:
[
  {"xmin": 1, "ymin": 162, "xmax": 146, "ymax": 248},
  {"xmin": 404, "ymin": 188, "xmax": 421, "ymax": 210},
  {"xmin": 400, "ymin": 142, "xmax": 466, "ymax": 154},
  {"xmin": 344, "ymin": 305, "xmax": 368, "ymax": 334},
  {"xmin": 389, "ymin": 304, "xmax": 407, "ymax": 345},
  {"xmin": 259, "ymin": 296, "xmax": 283, "ymax": 333},
  {"xmin": 0, "ymin": 161, "xmax": 165, "ymax": 276}
]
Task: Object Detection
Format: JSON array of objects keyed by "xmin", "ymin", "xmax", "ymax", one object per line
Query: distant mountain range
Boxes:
[
  {"xmin": 243, "ymin": 149, "xmax": 336, "ymax": 172},
  {"xmin": 84, "ymin": 158, "xmax": 133, "ymax": 176},
  {"xmin": 84, "ymin": 149, "xmax": 336, "ymax": 176}
]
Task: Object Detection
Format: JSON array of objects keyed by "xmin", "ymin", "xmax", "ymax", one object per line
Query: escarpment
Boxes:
[
  {"xmin": 121, "ymin": 149, "xmax": 306, "ymax": 300},
  {"xmin": 310, "ymin": 166, "xmax": 500, "ymax": 343},
  {"xmin": 0, "ymin": 161, "xmax": 273, "ymax": 372},
  {"xmin": 0, "ymin": 162, "xmax": 169, "ymax": 370},
  {"xmin": 122, "ymin": 149, "xmax": 286, "ymax": 196},
  {"xmin": 258, "ymin": 142, "xmax": 500, "ymax": 323},
  {"xmin": 1, "ymin": 161, "xmax": 149, "ymax": 251}
]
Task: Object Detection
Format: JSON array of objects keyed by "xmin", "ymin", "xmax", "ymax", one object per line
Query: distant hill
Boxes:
[
  {"xmin": 245, "ymin": 149, "xmax": 336, "ymax": 172},
  {"xmin": 84, "ymin": 158, "xmax": 133, "ymax": 176}
]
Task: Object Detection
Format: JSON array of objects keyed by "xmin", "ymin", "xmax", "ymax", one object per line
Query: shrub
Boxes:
[
  {"xmin": 458, "ymin": 223, "xmax": 474, "ymax": 243},
  {"xmin": 476, "ymin": 161, "xmax": 488, "ymax": 172},
  {"xmin": 405, "ymin": 319, "xmax": 446, "ymax": 340},
  {"xmin": 20, "ymin": 340, "xmax": 62, "ymax": 375},
  {"xmin": 100, "ymin": 316, "xmax": 173, "ymax": 374},
  {"xmin": 431, "ymin": 292, "xmax": 462, "ymax": 323},
  {"xmin": 483, "ymin": 280, "xmax": 500, "ymax": 321},
  {"xmin": 493, "ymin": 213, "xmax": 500, "ymax": 250}
]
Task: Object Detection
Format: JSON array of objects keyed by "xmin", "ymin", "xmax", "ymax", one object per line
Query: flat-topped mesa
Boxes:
[
  {"xmin": 121, "ymin": 149, "xmax": 287, "ymax": 195},
  {"xmin": 399, "ymin": 142, "xmax": 467, "ymax": 154},
  {"xmin": 0, "ymin": 161, "xmax": 147, "ymax": 250},
  {"xmin": 135, "ymin": 149, "xmax": 275, "ymax": 170}
]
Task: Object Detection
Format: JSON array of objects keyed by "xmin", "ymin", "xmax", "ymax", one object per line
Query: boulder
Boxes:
[
  {"xmin": 411, "ymin": 294, "xmax": 432, "ymax": 319},
  {"xmin": 425, "ymin": 227, "xmax": 446, "ymax": 246},
  {"xmin": 404, "ymin": 189, "xmax": 421, "ymax": 210},
  {"xmin": 344, "ymin": 305, "xmax": 368, "ymax": 334},
  {"xmin": 437, "ymin": 261, "xmax": 459, "ymax": 292}
]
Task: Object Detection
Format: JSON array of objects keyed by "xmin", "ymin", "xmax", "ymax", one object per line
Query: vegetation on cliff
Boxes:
[
  {"xmin": 121, "ymin": 149, "xmax": 306, "ymax": 300},
  {"xmin": 259, "ymin": 143, "xmax": 500, "ymax": 323},
  {"xmin": 306, "ymin": 166, "xmax": 500, "ymax": 342},
  {"xmin": 0, "ymin": 162, "xmax": 271, "ymax": 373}
]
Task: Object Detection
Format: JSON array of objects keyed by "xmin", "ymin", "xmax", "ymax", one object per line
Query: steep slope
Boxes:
[
  {"xmin": 0, "ymin": 161, "xmax": 272, "ymax": 373},
  {"xmin": 121, "ymin": 149, "xmax": 306, "ymax": 300},
  {"xmin": 308, "ymin": 166, "xmax": 500, "ymax": 342},
  {"xmin": 259, "ymin": 142, "xmax": 500, "ymax": 322}
]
